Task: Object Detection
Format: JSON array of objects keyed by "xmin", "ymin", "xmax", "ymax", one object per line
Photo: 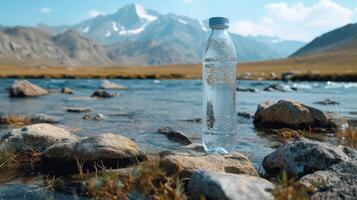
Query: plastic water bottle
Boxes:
[{"xmin": 202, "ymin": 17, "xmax": 237, "ymax": 154}]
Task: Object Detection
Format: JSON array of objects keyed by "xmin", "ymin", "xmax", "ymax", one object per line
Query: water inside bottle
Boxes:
[{"xmin": 202, "ymin": 59, "xmax": 237, "ymax": 154}]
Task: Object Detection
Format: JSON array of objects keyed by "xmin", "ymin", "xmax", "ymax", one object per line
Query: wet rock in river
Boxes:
[
  {"xmin": 91, "ymin": 90, "xmax": 115, "ymax": 98},
  {"xmin": 236, "ymin": 87, "xmax": 258, "ymax": 92},
  {"xmin": 314, "ymin": 99, "xmax": 340, "ymax": 105},
  {"xmin": 157, "ymin": 127, "xmax": 192, "ymax": 145},
  {"xmin": 30, "ymin": 114, "xmax": 60, "ymax": 124},
  {"xmin": 9, "ymin": 80, "xmax": 49, "ymax": 97},
  {"xmin": 187, "ymin": 170, "xmax": 273, "ymax": 200},
  {"xmin": 42, "ymin": 133, "xmax": 146, "ymax": 173},
  {"xmin": 253, "ymin": 99, "xmax": 342, "ymax": 130},
  {"xmin": 299, "ymin": 161, "xmax": 357, "ymax": 200},
  {"xmin": 82, "ymin": 113, "xmax": 104, "ymax": 121},
  {"xmin": 100, "ymin": 80, "xmax": 128, "ymax": 90},
  {"xmin": 238, "ymin": 112, "xmax": 252, "ymax": 119},
  {"xmin": 0, "ymin": 123, "xmax": 79, "ymax": 153},
  {"xmin": 66, "ymin": 107, "xmax": 92, "ymax": 113},
  {"xmin": 263, "ymin": 84, "xmax": 295, "ymax": 92},
  {"xmin": 61, "ymin": 87, "xmax": 74, "ymax": 94},
  {"xmin": 179, "ymin": 118, "xmax": 202, "ymax": 123},
  {"xmin": 262, "ymin": 137, "xmax": 357, "ymax": 178},
  {"xmin": 160, "ymin": 150, "xmax": 258, "ymax": 179}
]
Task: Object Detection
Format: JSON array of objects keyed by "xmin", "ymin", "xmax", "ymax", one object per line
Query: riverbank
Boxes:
[{"xmin": 0, "ymin": 60, "xmax": 356, "ymax": 81}]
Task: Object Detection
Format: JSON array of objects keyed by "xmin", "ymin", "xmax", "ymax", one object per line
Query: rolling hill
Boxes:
[{"xmin": 292, "ymin": 23, "xmax": 357, "ymax": 57}]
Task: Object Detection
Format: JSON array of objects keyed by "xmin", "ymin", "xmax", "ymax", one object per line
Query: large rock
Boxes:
[
  {"xmin": 42, "ymin": 133, "xmax": 146, "ymax": 173},
  {"xmin": 262, "ymin": 137, "xmax": 357, "ymax": 178},
  {"xmin": 253, "ymin": 100, "xmax": 341, "ymax": 130},
  {"xmin": 160, "ymin": 149, "xmax": 258, "ymax": 179},
  {"xmin": 9, "ymin": 80, "xmax": 49, "ymax": 97},
  {"xmin": 0, "ymin": 124, "xmax": 79, "ymax": 153},
  {"xmin": 299, "ymin": 161, "xmax": 357, "ymax": 200},
  {"xmin": 187, "ymin": 170, "xmax": 274, "ymax": 200},
  {"xmin": 100, "ymin": 80, "xmax": 128, "ymax": 90}
]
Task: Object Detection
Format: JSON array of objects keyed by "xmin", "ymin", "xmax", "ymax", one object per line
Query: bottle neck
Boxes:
[{"xmin": 210, "ymin": 28, "xmax": 229, "ymax": 38}]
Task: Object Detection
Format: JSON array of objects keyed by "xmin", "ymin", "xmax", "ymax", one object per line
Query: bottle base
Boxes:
[
  {"xmin": 203, "ymin": 145, "xmax": 230, "ymax": 154},
  {"xmin": 202, "ymin": 131, "xmax": 237, "ymax": 154}
]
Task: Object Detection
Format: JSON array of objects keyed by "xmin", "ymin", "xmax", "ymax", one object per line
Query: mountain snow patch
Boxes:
[
  {"xmin": 82, "ymin": 26, "xmax": 90, "ymax": 33},
  {"xmin": 178, "ymin": 19, "xmax": 188, "ymax": 24},
  {"xmin": 199, "ymin": 20, "xmax": 208, "ymax": 32},
  {"xmin": 112, "ymin": 22, "xmax": 119, "ymax": 32},
  {"xmin": 105, "ymin": 30, "xmax": 112, "ymax": 37},
  {"xmin": 135, "ymin": 3, "xmax": 157, "ymax": 22}
]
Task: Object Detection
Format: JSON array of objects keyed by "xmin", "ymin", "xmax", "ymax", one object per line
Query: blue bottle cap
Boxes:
[{"xmin": 209, "ymin": 17, "xmax": 229, "ymax": 29}]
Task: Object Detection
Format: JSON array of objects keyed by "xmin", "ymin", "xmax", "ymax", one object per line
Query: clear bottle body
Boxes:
[{"xmin": 202, "ymin": 28, "xmax": 237, "ymax": 154}]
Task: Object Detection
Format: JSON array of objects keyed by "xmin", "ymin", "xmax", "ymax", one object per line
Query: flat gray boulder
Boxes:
[
  {"xmin": 254, "ymin": 99, "xmax": 345, "ymax": 130},
  {"xmin": 188, "ymin": 170, "xmax": 274, "ymax": 200},
  {"xmin": 160, "ymin": 150, "xmax": 258, "ymax": 179},
  {"xmin": 42, "ymin": 133, "xmax": 146, "ymax": 173},
  {"xmin": 300, "ymin": 161, "xmax": 357, "ymax": 200},
  {"xmin": 9, "ymin": 80, "xmax": 49, "ymax": 97},
  {"xmin": 0, "ymin": 123, "xmax": 79, "ymax": 153},
  {"xmin": 262, "ymin": 137, "xmax": 356, "ymax": 178}
]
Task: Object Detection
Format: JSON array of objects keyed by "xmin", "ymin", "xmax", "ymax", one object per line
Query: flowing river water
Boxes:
[{"xmin": 0, "ymin": 79, "xmax": 356, "ymax": 199}]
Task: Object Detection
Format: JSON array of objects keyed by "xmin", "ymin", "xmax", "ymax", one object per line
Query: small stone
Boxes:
[
  {"xmin": 61, "ymin": 87, "xmax": 74, "ymax": 94},
  {"xmin": 187, "ymin": 170, "xmax": 274, "ymax": 200},
  {"xmin": 236, "ymin": 87, "xmax": 258, "ymax": 92},
  {"xmin": 157, "ymin": 127, "xmax": 192, "ymax": 145},
  {"xmin": 66, "ymin": 107, "xmax": 92, "ymax": 113},
  {"xmin": 9, "ymin": 80, "xmax": 49, "ymax": 97},
  {"xmin": 91, "ymin": 90, "xmax": 114, "ymax": 98},
  {"xmin": 263, "ymin": 84, "xmax": 293, "ymax": 92},
  {"xmin": 314, "ymin": 99, "xmax": 340, "ymax": 105},
  {"xmin": 0, "ymin": 123, "xmax": 79, "ymax": 153},
  {"xmin": 31, "ymin": 114, "xmax": 60, "ymax": 124},
  {"xmin": 100, "ymin": 80, "xmax": 128, "ymax": 90},
  {"xmin": 179, "ymin": 118, "xmax": 202, "ymax": 123},
  {"xmin": 238, "ymin": 112, "xmax": 252, "ymax": 119},
  {"xmin": 82, "ymin": 114, "xmax": 104, "ymax": 121},
  {"xmin": 42, "ymin": 133, "xmax": 146, "ymax": 174}
]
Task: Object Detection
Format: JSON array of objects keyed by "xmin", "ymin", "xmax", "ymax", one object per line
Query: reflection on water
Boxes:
[{"xmin": 0, "ymin": 79, "xmax": 356, "ymax": 199}]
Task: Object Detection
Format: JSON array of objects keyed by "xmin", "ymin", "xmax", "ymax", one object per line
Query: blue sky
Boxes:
[{"xmin": 0, "ymin": 0, "xmax": 356, "ymax": 41}]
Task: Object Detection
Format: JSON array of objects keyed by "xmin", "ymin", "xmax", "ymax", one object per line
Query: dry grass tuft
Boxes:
[
  {"xmin": 0, "ymin": 115, "xmax": 32, "ymax": 126},
  {"xmin": 337, "ymin": 127, "xmax": 357, "ymax": 148},
  {"xmin": 0, "ymin": 145, "xmax": 17, "ymax": 169},
  {"xmin": 88, "ymin": 155, "xmax": 187, "ymax": 200},
  {"xmin": 43, "ymin": 175, "xmax": 64, "ymax": 191},
  {"xmin": 269, "ymin": 171, "xmax": 314, "ymax": 200},
  {"xmin": 270, "ymin": 128, "xmax": 305, "ymax": 139}
]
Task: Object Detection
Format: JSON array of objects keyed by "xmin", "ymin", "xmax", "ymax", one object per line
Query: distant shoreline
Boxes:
[{"xmin": 0, "ymin": 62, "xmax": 356, "ymax": 82}]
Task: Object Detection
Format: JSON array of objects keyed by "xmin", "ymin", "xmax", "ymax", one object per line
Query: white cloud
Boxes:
[
  {"xmin": 230, "ymin": 0, "xmax": 354, "ymax": 41},
  {"xmin": 231, "ymin": 19, "xmax": 273, "ymax": 36},
  {"xmin": 40, "ymin": 7, "xmax": 51, "ymax": 14},
  {"xmin": 87, "ymin": 9, "xmax": 104, "ymax": 18}
]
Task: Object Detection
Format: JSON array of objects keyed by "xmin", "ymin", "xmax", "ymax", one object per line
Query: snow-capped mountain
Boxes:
[
  {"xmin": 30, "ymin": 3, "xmax": 305, "ymax": 65},
  {"xmin": 72, "ymin": 3, "xmax": 160, "ymax": 44},
  {"xmin": 247, "ymin": 35, "xmax": 306, "ymax": 57}
]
